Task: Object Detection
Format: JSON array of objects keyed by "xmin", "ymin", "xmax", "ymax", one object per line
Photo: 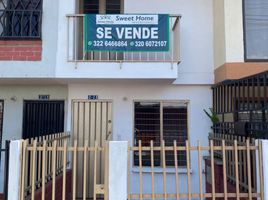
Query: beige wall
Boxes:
[
  {"xmin": 213, "ymin": 0, "xmax": 244, "ymax": 69},
  {"xmin": 213, "ymin": 0, "xmax": 226, "ymax": 68}
]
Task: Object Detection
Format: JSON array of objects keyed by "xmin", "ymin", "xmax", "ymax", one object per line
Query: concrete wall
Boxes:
[
  {"xmin": 0, "ymin": 0, "xmax": 214, "ymax": 83},
  {"xmin": 0, "ymin": 0, "xmax": 60, "ymax": 78},
  {"xmin": 67, "ymin": 82, "xmax": 212, "ymax": 194},
  {"xmin": 0, "ymin": 85, "xmax": 68, "ymax": 193},
  {"xmin": 213, "ymin": 0, "xmax": 244, "ymax": 69},
  {"xmin": 0, "ymin": 85, "xmax": 68, "ymax": 143},
  {"xmin": 124, "ymin": 0, "xmax": 214, "ymax": 84}
]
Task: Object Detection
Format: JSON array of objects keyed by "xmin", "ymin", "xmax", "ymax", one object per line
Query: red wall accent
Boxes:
[
  {"xmin": 0, "ymin": 40, "xmax": 42, "ymax": 61},
  {"xmin": 32, "ymin": 169, "xmax": 72, "ymax": 200}
]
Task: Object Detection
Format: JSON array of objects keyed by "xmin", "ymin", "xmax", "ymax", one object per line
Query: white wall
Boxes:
[
  {"xmin": 54, "ymin": 0, "xmax": 214, "ymax": 83},
  {"xmin": 124, "ymin": 0, "xmax": 214, "ymax": 84},
  {"xmin": 68, "ymin": 82, "xmax": 212, "ymax": 194},
  {"xmin": 213, "ymin": 0, "xmax": 244, "ymax": 69},
  {"xmin": 0, "ymin": 0, "xmax": 214, "ymax": 83},
  {"xmin": 0, "ymin": 0, "xmax": 60, "ymax": 78},
  {"xmin": 0, "ymin": 85, "xmax": 68, "ymax": 193},
  {"xmin": 0, "ymin": 85, "xmax": 68, "ymax": 143}
]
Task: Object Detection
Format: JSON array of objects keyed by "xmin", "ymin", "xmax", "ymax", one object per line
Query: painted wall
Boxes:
[
  {"xmin": 213, "ymin": 0, "xmax": 244, "ymax": 69},
  {"xmin": 0, "ymin": 0, "xmax": 59, "ymax": 78},
  {"xmin": 0, "ymin": 85, "xmax": 68, "ymax": 192},
  {"xmin": 56, "ymin": 0, "xmax": 213, "ymax": 83},
  {"xmin": 67, "ymin": 82, "xmax": 212, "ymax": 194},
  {"xmin": 0, "ymin": 85, "xmax": 68, "ymax": 142},
  {"xmin": 0, "ymin": 0, "xmax": 214, "ymax": 82}
]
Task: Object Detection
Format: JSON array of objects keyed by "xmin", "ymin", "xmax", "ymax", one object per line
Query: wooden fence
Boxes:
[
  {"xmin": 18, "ymin": 135, "xmax": 264, "ymax": 200},
  {"xmin": 19, "ymin": 132, "xmax": 108, "ymax": 200},
  {"xmin": 128, "ymin": 139, "xmax": 264, "ymax": 200}
]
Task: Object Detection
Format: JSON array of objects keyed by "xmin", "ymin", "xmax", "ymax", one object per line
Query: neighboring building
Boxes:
[
  {"xmin": 205, "ymin": 0, "xmax": 268, "ymax": 197},
  {"xmin": 213, "ymin": 0, "xmax": 268, "ymax": 138}
]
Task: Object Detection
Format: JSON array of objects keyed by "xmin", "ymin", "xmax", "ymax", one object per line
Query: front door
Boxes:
[
  {"xmin": 72, "ymin": 100, "xmax": 112, "ymax": 198},
  {"xmin": 22, "ymin": 100, "xmax": 65, "ymax": 139}
]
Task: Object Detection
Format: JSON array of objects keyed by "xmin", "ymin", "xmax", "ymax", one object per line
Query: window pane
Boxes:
[
  {"xmin": 134, "ymin": 102, "xmax": 160, "ymax": 166},
  {"xmin": 84, "ymin": 0, "xmax": 99, "ymax": 14},
  {"xmin": 106, "ymin": 0, "xmax": 121, "ymax": 14},
  {"xmin": 163, "ymin": 102, "xmax": 187, "ymax": 167},
  {"xmin": 244, "ymin": 0, "xmax": 268, "ymax": 59}
]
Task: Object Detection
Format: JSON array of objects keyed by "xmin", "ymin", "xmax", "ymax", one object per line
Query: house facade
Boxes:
[{"xmin": 0, "ymin": 0, "xmax": 267, "ymax": 198}]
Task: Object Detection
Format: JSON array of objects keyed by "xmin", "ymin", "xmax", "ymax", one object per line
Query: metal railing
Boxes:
[{"xmin": 66, "ymin": 14, "xmax": 181, "ymax": 63}]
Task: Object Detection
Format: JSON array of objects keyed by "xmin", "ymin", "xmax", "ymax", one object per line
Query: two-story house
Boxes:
[{"xmin": 0, "ymin": 0, "xmax": 214, "ymax": 196}]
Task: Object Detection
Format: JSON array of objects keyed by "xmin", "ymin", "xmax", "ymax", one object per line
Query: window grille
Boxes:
[
  {"xmin": 0, "ymin": 0, "xmax": 43, "ymax": 39},
  {"xmin": 106, "ymin": 0, "xmax": 121, "ymax": 14},
  {"xmin": 84, "ymin": 0, "xmax": 99, "ymax": 14},
  {"xmin": 83, "ymin": 0, "xmax": 121, "ymax": 14},
  {"xmin": 134, "ymin": 101, "xmax": 188, "ymax": 167}
]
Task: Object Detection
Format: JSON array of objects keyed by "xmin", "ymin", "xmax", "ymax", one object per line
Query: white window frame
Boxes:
[{"xmin": 132, "ymin": 100, "xmax": 190, "ymax": 168}]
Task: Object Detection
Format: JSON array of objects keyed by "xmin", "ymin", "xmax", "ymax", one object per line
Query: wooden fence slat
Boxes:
[
  {"xmin": 151, "ymin": 141, "xmax": 155, "ymax": 200},
  {"xmin": 174, "ymin": 141, "xmax": 179, "ymax": 200},
  {"xmin": 258, "ymin": 140, "xmax": 264, "ymax": 200},
  {"xmin": 93, "ymin": 141, "xmax": 98, "ymax": 200},
  {"xmin": 62, "ymin": 139, "xmax": 67, "ymax": 200},
  {"xmin": 83, "ymin": 140, "xmax": 88, "ymax": 200},
  {"xmin": 52, "ymin": 140, "xmax": 57, "ymax": 200},
  {"xmin": 162, "ymin": 140, "xmax": 167, "ymax": 200},
  {"xmin": 234, "ymin": 140, "xmax": 240, "ymax": 200},
  {"xmin": 128, "ymin": 142, "xmax": 131, "ymax": 200},
  {"xmin": 31, "ymin": 140, "xmax": 37, "ymax": 200},
  {"xmin": 186, "ymin": 140, "xmax": 191, "ymax": 200},
  {"xmin": 246, "ymin": 139, "xmax": 252, "ymax": 200},
  {"xmin": 210, "ymin": 140, "xmax": 215, "ymax": 200},
  {"xmin": 198, "ymin": 141, "xmax": 203, "ymax": 200},
  {"xmin": 139, "ymin": 140, "xmax": 143, "ymax": 200},
  {"xmin": 20, "ymin": 140, "xmax": 27, "ymax": 200},
  {"xmin": 222, "ymin": 140, "xmax": 228, "ymax": 200},
  {"xmin": 42, "ymin": 140, "xmax": 47, "ymax": 200},
  {"xmin": 72, "ymin": 140, "xmax": 78, "ymax": 200}
]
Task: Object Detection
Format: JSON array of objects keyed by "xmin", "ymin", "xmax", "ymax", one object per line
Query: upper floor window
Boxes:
[
  {"xmin": 244, "ymin": 0, "xmax": 268, "ymax": 60},
  {"xmin": 0, "ymin": 0, "xmax": 43, "ymax": 39},
  {"xmin": 83, "ymin": 0, "xmax": 123, "ymax": 14}
]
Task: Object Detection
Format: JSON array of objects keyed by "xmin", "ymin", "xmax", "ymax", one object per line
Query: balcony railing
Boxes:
[{"xmin": 66, "ymin": 14, "xmax": 181, "ymax": 63}]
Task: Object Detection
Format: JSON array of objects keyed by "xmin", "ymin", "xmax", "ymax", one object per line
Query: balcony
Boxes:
[{"xmin": 66, "ymin": 14, "xmax": 181, "ymax": 64}]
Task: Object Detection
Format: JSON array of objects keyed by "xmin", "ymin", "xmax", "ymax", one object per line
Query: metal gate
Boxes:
[
  {"xmin": 72, "ymin": 100, "xmax": 112, "ymax": 199},
  {"xmin": 22, "ymin": 100, "xmax": 65, "ymax": 139}
]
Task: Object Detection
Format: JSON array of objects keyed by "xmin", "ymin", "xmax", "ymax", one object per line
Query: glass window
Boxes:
[
  {"xmin": 134, "ymin": 101, "xmax": 188, "ymax": 167},
  {"xmin": 244, "ymin": 0, "xmax": 268, "ymax": 60}
]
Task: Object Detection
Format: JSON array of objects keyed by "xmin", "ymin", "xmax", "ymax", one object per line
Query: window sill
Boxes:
[{"xmin": 132, "ymin": 167, "xmax": 192, "ymax": 174}]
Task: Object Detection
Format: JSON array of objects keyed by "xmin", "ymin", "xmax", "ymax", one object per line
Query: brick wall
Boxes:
[
  {"xmin": 29, "ymin": 169, "xmax": 72, "ymax": 200},
  {"xmin": 205, "ymin": 158, "xmax": 249, "ymax": 200},
  {"xmin": 0, "ymin": 40, "xmax": 42, "ymax": 61},
  {"xmin": 0, "ymin": 193, "xmax": 4, "ymax": 200}
]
